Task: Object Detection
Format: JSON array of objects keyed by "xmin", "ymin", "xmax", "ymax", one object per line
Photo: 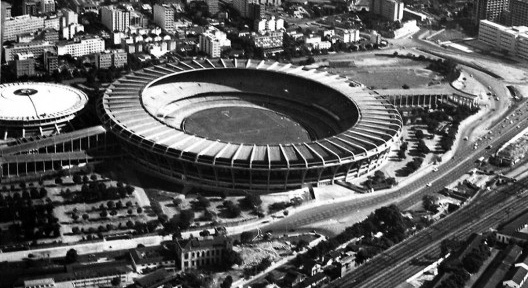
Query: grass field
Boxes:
[{"xmin": 184, "ymin": 106, "xmax": 312, "ymax": 144}]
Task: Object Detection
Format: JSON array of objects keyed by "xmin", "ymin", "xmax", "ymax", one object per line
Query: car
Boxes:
[
  {"xmin": 426, "ymin": 183, "xmax": 432, "ymax": 187},
  {"xmin": 432, "ymin": 167, "xmax": 438, "ymax": 172}
]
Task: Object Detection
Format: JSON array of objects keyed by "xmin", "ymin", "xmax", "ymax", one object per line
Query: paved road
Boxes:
[{"xmin": 261, "ymin": 97, "xmax": 528, "ymax": 235}]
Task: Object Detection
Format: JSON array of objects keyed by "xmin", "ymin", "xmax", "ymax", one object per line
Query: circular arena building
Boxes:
[
  {"xmin": 0, "ymin": 82, "xmax": 89, "ymax": 139},
  {"xmin": 99, "ymin": 59, "xmax": 402, "ymax": 193}
]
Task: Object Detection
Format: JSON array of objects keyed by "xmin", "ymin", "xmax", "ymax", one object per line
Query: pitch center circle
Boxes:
[{"xmin": 183, "ymin": 106, "xmax": 312, "ymax": 145}]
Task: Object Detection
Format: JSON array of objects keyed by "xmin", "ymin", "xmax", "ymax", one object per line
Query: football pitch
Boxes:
[{"xmin": 183, "ymin": 106, "xmax": 312, "ymax": 145}]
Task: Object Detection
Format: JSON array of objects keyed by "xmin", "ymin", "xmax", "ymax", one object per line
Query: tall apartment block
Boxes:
[
  {"xmin": 474, "ymin": 0, "xmax": 510, "ymax": 24},
  {"xmin": 510, "ymin": 0, "xmax": 528, "ymax": 26},
  {"xmin": 41, "ymin": 0, "xmax": 55, "ymax": 13},
  {"xmin": 370, "ymin": 0, "xmax": 404, "ymax": 21},
  {"xmin": 153, "ymin": 4, "xmax": 175, "ymax": 30},
  {"xmin": 101, "ymin": 6, "xmax": 130, "ymax": 32}
]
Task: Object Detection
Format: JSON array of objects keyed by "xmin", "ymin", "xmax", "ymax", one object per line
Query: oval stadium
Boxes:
[
  {"xmin": 98, "ymin": 59, "xmax": 403, "ymax": 193},
  {"xmin": 0, "ymin": 82, "xmax": 89, "ymax": 139}
]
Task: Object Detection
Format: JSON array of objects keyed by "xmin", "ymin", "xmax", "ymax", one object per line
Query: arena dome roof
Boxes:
[{"xmin": 0, "ymin": 82, "xmax": 88, "ymax": 121}]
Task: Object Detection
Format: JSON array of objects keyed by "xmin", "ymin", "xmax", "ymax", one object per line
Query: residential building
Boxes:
[
  {"xmin": 254, "ymin": 16, "xmax": 284, "ymax": 32},
  {"xmin": 95, "ymin": 52, "xmax": 113, "ymax": 69},
  {"xmin": 199, "ymin": 27, "xmax": 231, "ymax": 58},
  {"xmin": 175, "ymin": 236, "xmax": 234, "ymax": 270},
  {"xmin": 503, "ymin": 265, "xmax": 528, "ymax": 288},
  {"xmin": 474, "ymin": 0, "xmax": 510, "ymax": 24},
  {"xmin": 4, "ymin": 41, "xmax": 55, "ymax": 62},
  {"xmin": 511, "ymin": 0, "xmax": 528, "ymax": 26},
  {"xmin": 61, "ymin": 8, "xmax": 78, "ymax": 26},
  {"xmin": 206, "ymin": 0, "xmax": 220, "ymax": 14},
  {"xmin": 1, "ymin": 1, "xmax": 11, "ymax": 19},
  {"xmin": 130, "ymin": 11, "xmax": 148, "ymax": 28},
  {"xmin": 336, "ymin": 28, "xmax": 360, "ymax": 43},
  {"xmin": 61, "ymin": 23, "xmax": 84, "ymax": 40},
  {"xmin": 41, "ymin": 0, "xmax": 56, "ymax": 13},
  {"xmin": 101, "ymin": 6, "xmax": 131, "ymax": 32},
  {"xmin": 129, "ymin": 246, "xmax": 177, "ymax": 273},
  {"xmin": 43, "ymin": 50, "xmax": 58, "ymax": 73},
  {"xmin": 153, "ymin": 4, "xmax": 175, "ymax": 30},
  {"xmin": 95, "ymin": 49, "xmax": 128, "ymax": 69},
  {"xmin": 251, "ymin": 31, "xmax": 283, "ymax": 49},
  {"xmin": 473, "ymin": 244, "xmax": 522, "ymax": 288},
  {"xmin": 2, "ymin": 15, "xmax": 45, "ymax": 42},
  {"xmin": 370, "ymin": 0, "xmax": 404, "ymax": 21},
  {"xmin": 478, "ymin": 20, "xmax": 528, "ymax": 59},
  {"xmin": 44, "ymin": 15, "xmax": 60, "ymax": 30},
  {"xmin": 42, "ymin": 28, "xmax": 59, "ymax": 42},
  {"xmin": 56, "ymin": 36, "xmax": 105, "ymax": 57},
  {"xmin": 23, "ymin": 0, "xmax": 39, "ymax": 16},
  {"xmin": 234, "ymin": 0, "xmax": 266, "ymax": 19},
  {"xmin": 14, "ymin": 52, "xmax": 36, "ymax": 78}
]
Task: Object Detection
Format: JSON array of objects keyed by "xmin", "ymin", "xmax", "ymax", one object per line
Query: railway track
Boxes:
[{"xmin": 327, "ymin": 176, "xmax": 528, "ymax": 287}]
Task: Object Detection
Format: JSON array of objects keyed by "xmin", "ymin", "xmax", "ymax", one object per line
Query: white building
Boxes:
[
  {"xmin": 478, "ymin": 20, "xmax": 528, "ymax": 60},
  {"xmin": 153, "ymin": 4, "xmax": 175, "ymax": 30},
  {"xmin": 336, "ymin": 28, "xmax": 360, "ymax": 43},
  {"xmin": 254, "ymin": 16, "xmax": 284, "ymax": 32},
  {"xmin": 3, "ymin": 15, "xmax": 45, "ymax": 42},
  {"xmin": 199, "ymin": 27, "xmax": 231, "ymax": 58},
  {"xmin": 370, "ymin": 0, "xmax": 404, "ymax": 21},
  {"xmin": 61, "ymin": 23, "xmax": 84, "ymax": 40},
  {"xmin": 101, "ymin": 6, "xmax": 130, "ymax": 32},
  {"xmin": 61, "ymin": 8, "xmax": 78, "ymax": 26},
  {"xmin": 56, "ymin": 36, "xmax": 105, "ymax": 57}
]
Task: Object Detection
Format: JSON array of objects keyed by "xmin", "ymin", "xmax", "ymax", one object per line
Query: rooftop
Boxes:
[{"xmin": 0, "ymin": 82, "xmax": 88, "ymax": 122}]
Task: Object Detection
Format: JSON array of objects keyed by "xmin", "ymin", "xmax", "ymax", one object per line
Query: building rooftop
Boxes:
[
  {"xmin": 129, "ymin": 245, "xmax": 175, "ymax": 265},
  {"xmin": 175, "ymin": 236, "xmax": 233, "ymax": 252}
]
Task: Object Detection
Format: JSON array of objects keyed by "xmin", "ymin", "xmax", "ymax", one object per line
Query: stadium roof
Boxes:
[
  {"xmin": 0, "ymin": 82, "xmax": 88, "ymax": 122},
  {"xmin": 100, "ymin": 59, "xmax": 402, "ymax": 167}
]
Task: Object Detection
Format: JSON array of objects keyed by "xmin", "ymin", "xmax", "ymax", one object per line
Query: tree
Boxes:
[
  {"xmin": 107, "ymin": 200, "xmax": 115, "ymax": 209},
  {"xmin": 241, "ymin": 194, "xmax": 262, "ymax": 209},
  {"xmin": 223, "ymin": 249, "xmax": 243, "ymax": 268},
  {"xmin": 200, "ymin": 229, "xmax": 211, "ymax": 237},
  {"xmin": 241, "ymin": 231, "xmax": 256, "ymax": 243},
  {"xmin": 179, "ymin": 209, "xmax": 195, "ymax": 229},
  {"xmin": 82, "ymin": 214, "xmax": 89, "ymax": 220},
  {"xmin": 415, "ymin": 130, "xmax": 425, "ymax": 140},
  {"xmin": 125, "ymin": 185, "xmax": 135, "ymax": 195},
  {"xmin": 71, "ymin": 227, "xmax": 80, "ymax": 234},
  {"xmin": 196, "ymin": 194, "xmax": 210, "ymax": 209},
  {"xmin": 90, "ymin": 174, "xmax": 97, "ymax": 181},
  {"xmin": 423, "ymin": 195, "xmax": 439, "ymax": 212},
  {"xmin": 55, "ymin": 177, "xmax": 63, "ymax": 185},
  {"xmin": 111, "ymin": 277, "xmax": 121, "ymax": 286},
  {"xmin": 39, "ymin": 188, "xmax": 48, "ymax": 198},
  {"xmin": 110, "ymin": 210, "xmax": 118, "ymax": 216},
  {"xmin": 126, "ymin": 220, "xmax": 134, "ymax": 228},
  {"xmin": 65, "ymin": 248, "xmax": 78, "ymax": 263},
  {"xmin": 173, "ymin": 198, "xmax": 182, "ymax": 207},
  {"xmin": 137, "ymin": 207, "xmax": 143, "ymax": 214},
  {"xmin": 82, "ymin": 175, "xmax": 90, "ymax": 183},
  {"xmin": 221, "ymin": 275, "xmax": 233, "ymax": 288},
  {"xmin": 127, "ymin": 208, "xmax": 133, "ymax": 215},
  {"xmin": 72, "ymin": 174, "xmax": 82, "ymax": 184},
  {"xmin": 100, "ymin": 210, "xmax": 108, "ymax": 218}
]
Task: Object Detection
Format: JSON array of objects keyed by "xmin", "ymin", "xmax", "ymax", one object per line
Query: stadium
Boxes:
[
  {"xmin": 0, "ymin": 82, "xmax": 89, "ymax": 139},
  {"xmin": 98, "ymin": 59, "xmax": 403, "ymax": 193}
]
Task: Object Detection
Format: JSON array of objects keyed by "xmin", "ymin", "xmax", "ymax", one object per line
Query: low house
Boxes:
[{"xmin": 129, "ymin": 245, "xmax": 177, "ymax": 273}]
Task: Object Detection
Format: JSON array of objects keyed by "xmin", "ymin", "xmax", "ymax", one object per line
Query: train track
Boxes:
[{"xmin": 327, "ymin": 176, "xmax": 528, "ymax": 287}]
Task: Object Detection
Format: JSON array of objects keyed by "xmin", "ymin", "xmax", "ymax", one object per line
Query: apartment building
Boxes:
[
  {"xmin": 56, "ymin": 36, "xmax": 105, "ymax": 57},
  {"xmin": 101, "ymin": 6, "xmax": 131, "ymax": 32},
  {"xmin": 2, "ymin": 15, "xmax": 45, "ymax": 42},
  {"xmin": 153, "ymin": 4, "xmax": 175, "ymax": 30}
]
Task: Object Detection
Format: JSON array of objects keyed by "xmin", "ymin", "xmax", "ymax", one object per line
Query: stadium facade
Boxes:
[{"xmin": 98, "ymin": 59, "xmax": 403, "ymax": 192}]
